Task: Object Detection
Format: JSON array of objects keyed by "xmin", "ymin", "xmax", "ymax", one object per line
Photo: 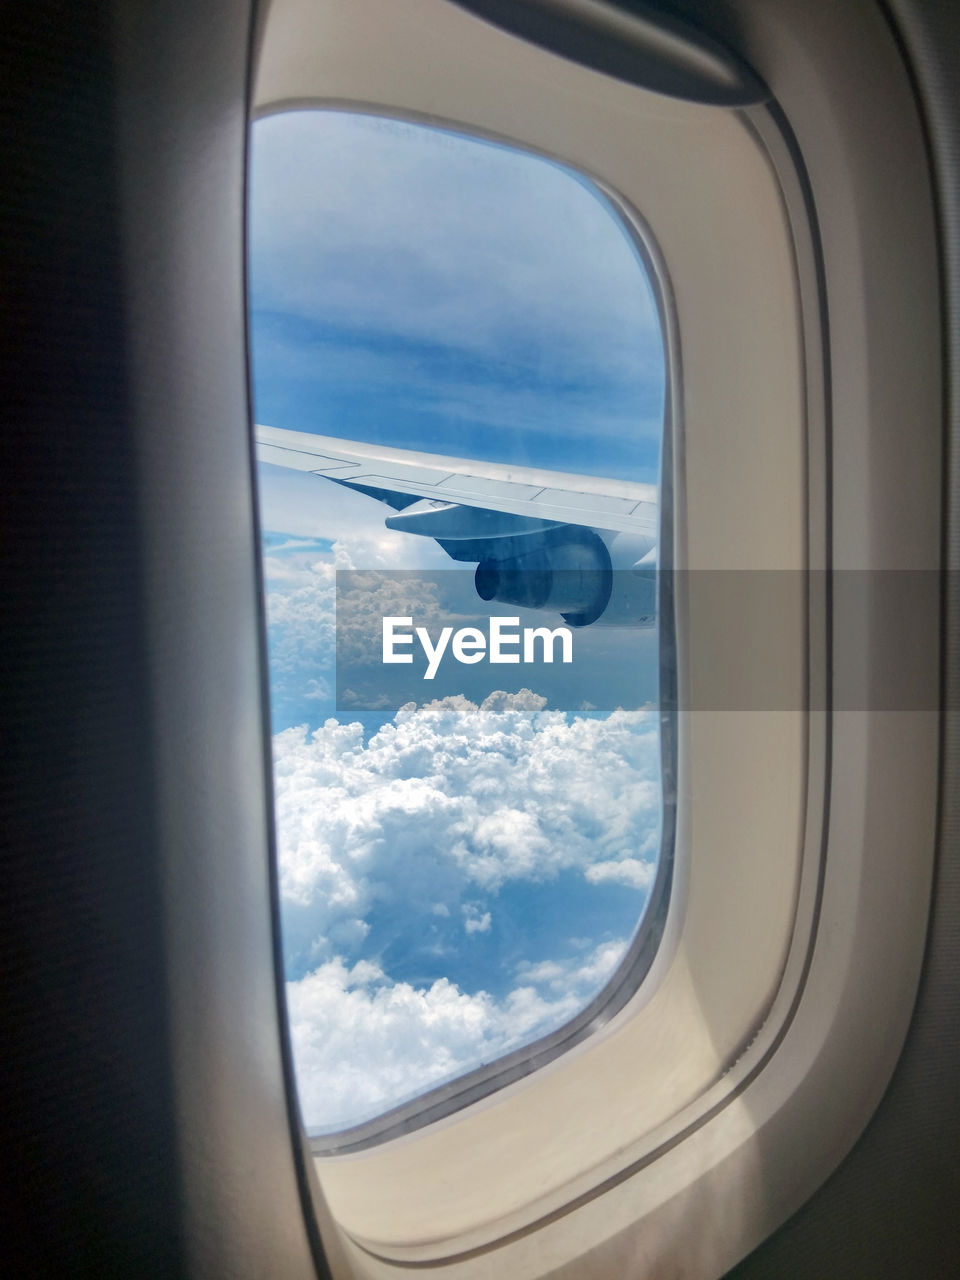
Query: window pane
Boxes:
[{"xmin": 250, "ymin": 110, "xmax": 669, "ymax": 1139}]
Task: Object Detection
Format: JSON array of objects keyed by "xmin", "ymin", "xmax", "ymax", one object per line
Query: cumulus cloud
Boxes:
[
  {"xmin": 287, "ymin": 936, "xmax": 627, "ymax": 1132},
  {"xmin": 332, "ymin": 568, "xmax": 447, "ymax": 665},
  {"xmin": 259, "ymin": 492, "xmax": 457, "ymax": 725},
  {"xmin": 269, "ymin": 625, "xmax": 661, "ymax": 1134},
  {"xmin": 462, "ymin": 904, "xmax": 493, "ymax": 935},
  {"xmin": 260, "ymin": 506, "xmax": 662, "ymax": 1134},
  {"xmin": 303, "ymin": 677, "xmax": 332, "ymax": 702},
  {"xmin": 273, "ymin": 692, "xmax": 660, "ymax": 921},
  {"xmin": 262, "ymin": 552, "xmax": 336, "ymax": 724}
]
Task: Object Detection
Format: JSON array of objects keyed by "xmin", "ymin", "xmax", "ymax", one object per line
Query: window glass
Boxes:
[{"xmin": 250, "ymin": 110, "xmax": 669, "ymax": 1139}]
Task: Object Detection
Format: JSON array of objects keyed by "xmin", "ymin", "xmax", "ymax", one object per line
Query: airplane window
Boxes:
[{"xmin": 249, "ymin": 109, "xmax": 671, "ymax": 1144}]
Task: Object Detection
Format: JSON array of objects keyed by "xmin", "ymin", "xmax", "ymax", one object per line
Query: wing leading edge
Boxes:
[{"xmin": 255, "ymin": 425, "xmax": 657, "ymax": 540}]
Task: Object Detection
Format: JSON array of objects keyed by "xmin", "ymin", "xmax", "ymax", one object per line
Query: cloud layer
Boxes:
[
  {"xmin": 250, "ymin": 111, "xmax": 660, "ymax": 379},
  {"xmin": 274, "ymin": 692, "xmax": 659, "ymax": 913},
  {"xmin": 274, "ymin": 691, "xmax": 660, "ymax": 1131},
  {"xmin": 287, "ymin": 938, "xmax": 626, "ymax": 1133}
]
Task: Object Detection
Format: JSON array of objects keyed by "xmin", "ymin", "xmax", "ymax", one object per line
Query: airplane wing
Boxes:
[
  {"xmin": 256, "ymin": 425, "xmax": 658, "ymax": 626},
  {"xmin": 255, "ymin": 424, "xmax": 657, "ymax": 540}
]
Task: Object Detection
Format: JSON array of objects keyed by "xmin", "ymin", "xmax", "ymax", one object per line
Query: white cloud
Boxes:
[
  {"xmin": 331, "ymin": 568, "xmax": 448, "ymax": 667},
  {"xmin": 287, "ymin": 936, "xmax": 626, "ymax": 1132},
  {"xmin": 262, "ymin": 558, "xmax": 336, "ymax": 714},
  {"xmin": 259, "ymin": 493, "xmax": 458, "ymax": 719},
  {"xmin": 272, "ymin": 674, "xmax": 660, "ymax": 1135},
  {"xmin": 514, "ymin": 958, "xmax": 566, "ymax": 986},
  {"xmin": 514, "ymin": 939, "xmax": 626, "ymax": 995},
  {"xmin": 585, "ymin": 858, "xmax": 657, "ymax": 891},
  {"xmin": 259, "ymin": 491, "xmax": 663, "ymax": 1134},
  {"xmin": 463, "ymin": 905, "xmax": 493, "ymax": 935},
  {"xmin": 273, "ymin": 693, "xmax": 660, "ymax": 921},
  {"xmin": 303, "ymin": 677, "xmax": 332, "ymax": 702},
  {"xmin": 273, "ymin": 686, "xmax": 660, "ymax": 996}
]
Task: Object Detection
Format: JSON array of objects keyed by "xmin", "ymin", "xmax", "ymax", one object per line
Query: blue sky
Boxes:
[
  {"xmin": 251, "ymin": 110, "xmax": 663, "ymax": 480},
  {"xmin": 250, "ymin": 110, "xmax": 666, "ymax": 1133}
]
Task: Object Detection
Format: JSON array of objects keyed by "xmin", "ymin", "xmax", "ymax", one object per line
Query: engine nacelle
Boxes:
[{"xmin": 475, "ymin": 529, "xmax": 612, "ymax": 626}]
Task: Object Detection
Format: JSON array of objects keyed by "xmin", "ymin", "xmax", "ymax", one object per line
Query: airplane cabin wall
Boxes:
[
  {"xmin": 1, "ymin": 1, "xmax": 957, "ymax": 1277},
  {"xmin": 730, "ymin": 0, "xmax": 960, "ymax": 1268}
]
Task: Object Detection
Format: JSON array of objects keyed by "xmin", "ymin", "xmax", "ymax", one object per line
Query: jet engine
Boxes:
[
  {"xmin": 384, "ymin": 498, "xmax": 656, "ymax": 627},
  {"xmin": 474, "ymin": 529, "xmax": 612, "ymax": 627}
]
